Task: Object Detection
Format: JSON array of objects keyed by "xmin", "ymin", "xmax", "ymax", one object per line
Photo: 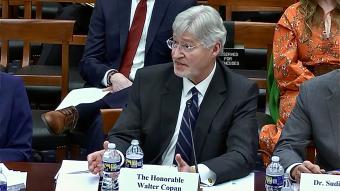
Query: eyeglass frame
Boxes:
[{"xmin": 166, "ymin": 37, "xmax": 203, "ymax": 53}]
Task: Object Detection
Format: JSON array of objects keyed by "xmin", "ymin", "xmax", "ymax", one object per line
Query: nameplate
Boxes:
[
  {"xmin": 218, "ymin": 48, "xmax": 245, "ymax": 69},
  {"xmin": 300, "ymin": 173, "xmax": 340, "ymax": 191},
  {"xmin": 119, "ymin": 165, "xmax": 199, "ymax": 191}
]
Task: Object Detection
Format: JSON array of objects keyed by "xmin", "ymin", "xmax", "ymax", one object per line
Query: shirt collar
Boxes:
[{"xmin": 182, "ymin": 62, "xmax": 217, "ymax": 97}]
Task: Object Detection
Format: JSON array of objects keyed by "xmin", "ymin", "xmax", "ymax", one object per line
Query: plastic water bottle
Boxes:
[
  {"xmin": 101, "ymin": 143, "xmax": 123, "ymax": 191},
  {"xmin": 281, "ymin": 172, "xmax": 293, "ymax": 191},
  {"xmin": 0, "ymin": 167, "xmax": 7, "ymax": 191},
  {"xmin": 265, "ymin": 156, "xmax": 284, "ymax": 191},
  {"xmin": 125, "ymin": 139, "xmax": 144, "ymax": 168}
]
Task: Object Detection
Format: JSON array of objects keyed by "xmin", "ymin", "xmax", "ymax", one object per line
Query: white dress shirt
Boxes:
[
  {"xmin": 161, "ymin": 63, "xmax": 217, "ymax": 186},
  {"xmin": 102, "ymin": 0, "xmax": 155, "ymax": 85}
]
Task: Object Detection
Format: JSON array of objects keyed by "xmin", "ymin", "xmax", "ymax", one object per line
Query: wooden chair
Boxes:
[
  {"xmin": 1, "ymin": 0, "xmax": 32, "ymax": 19},
  {"xmin": 100, "ymin": 108, "xmax": 123, "ymax": 135},
  {"xmin": 208, "ymin": 0, "xmax": 296, "ymax": 20},
  {"xmin": 1, "ymin": 0, "xmax": 94, "ymax": 43},
  {"xmin": 306, "ymin": 142, "xmax": 316, "ymax": 163},
  {"xmin": 32, "ymin": 0, "xmax": 95, "ymax": 45},
  {"xmin": 225, "ymin": 21, "xmax": 276, "ymax": 89},
  {"xmin": 0, "ymin": 19, "xmax": 75, "ymax": 99}
]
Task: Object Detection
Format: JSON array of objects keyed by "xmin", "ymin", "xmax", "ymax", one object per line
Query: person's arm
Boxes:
[
  {"xmin": 88, "ymin": 141, "xmax": 109, "ymax": 174},
  {"xmin": 273, "ymin": 7, "xmax": 314, "ymax": 92},
  {"xmin": 274, "ymin": 83, "xmax": 314, "ymax": 178},
  {"xmin": 202, "ymin": 82, "xmax": 259, "ymax": 184},
  {"xmin": 290, "ymin": 161, "xmax": 323, "ymax": 183},
  {"xmin": 0, "ymin": 78, "xmax": 32, "ymax": 161},
  {"xmin": 175, "ymin": 154, "xmax": 217, "ymax": 186},
  {"xmin": 79, "ymin": 0, "xmax": 113, "ymax": 87},
  {"xmin": 106, "ymin": 69, "xmax": 144, "ymax": 153}
]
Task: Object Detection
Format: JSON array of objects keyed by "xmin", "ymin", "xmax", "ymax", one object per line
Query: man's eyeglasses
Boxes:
[{"xmin": 166, "ymin": 37, "xmax": 201, "ymax": 52}]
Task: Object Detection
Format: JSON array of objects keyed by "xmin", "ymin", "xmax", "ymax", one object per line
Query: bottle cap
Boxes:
[
  {"xmin": 108, "ymin": 143, "xmax": 116, "ymax": 149},
  {"xmin": 131, "ymin": 140, "xmax": 139, "ymax": 145},
  {"xmin": 271, "ymin": 156, "xmax": 280, "ymax": 162}
]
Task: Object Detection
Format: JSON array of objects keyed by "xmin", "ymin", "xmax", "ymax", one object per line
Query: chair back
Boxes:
[
  {"xmin": 1, "ymin": 0, "xmax": 95, "ymax": 44},
  {"xmin": 208, "ymin": 0, "xmax": 296, "ymax": 20},
  {"xmin": 33, "ymin": 0, "xmax": 95, "ymax": 45},
  {"xmin": 1, "ymin": 0, "xmax": 32, "ymax": 18},
  {"xmin": 226, "ymin": 21, "xmax": 276, "ymax": 89},
  {"xmin": 0, "ymin": 19, "xmax": 75, "ymax": 98},
  {"xmin": 100, "ymin": 108, "xmax": 123, "ymax": 135},
  {"xmin": 306, "ymin": 142, "xmax": 316, "ymax": 163}
]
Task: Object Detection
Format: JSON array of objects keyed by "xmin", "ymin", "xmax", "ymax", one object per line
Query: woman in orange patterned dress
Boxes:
[{"xmin": 259, "ymin": 0, "xmax": 340, "ymax": 165}]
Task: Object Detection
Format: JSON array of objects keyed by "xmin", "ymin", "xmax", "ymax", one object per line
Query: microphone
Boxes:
[{"xmin": 186, "ymin": 100, "xmax": 199, "ymax": 174}]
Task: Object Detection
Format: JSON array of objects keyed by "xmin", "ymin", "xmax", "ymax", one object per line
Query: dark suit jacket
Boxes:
[
  {"xmin": 274, "ymin": 69, "xmax": 340, "ymax": 171},
  {"xmin": 108, "ymin": 61, "xmax": 259, "ymax": 184},
  {"xmin": 0, "ymin": 72, "xmax": 32, "ymax": 161},
  {"xmin": 80, "ymin": 0, "xmax": 196, "ymax": 87}
]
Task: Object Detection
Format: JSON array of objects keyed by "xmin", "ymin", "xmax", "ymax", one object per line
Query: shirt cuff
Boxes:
[
  {"xmin": 197, "ymin": 164, "xmax": 216, "ymax": 186},
  {"xmin": 286, "ymin": 163, "xmax": 302, "ymax": 181},
  {"xmin": 102, "ymin": 69, "xmax": 118, "ymax": 86}
]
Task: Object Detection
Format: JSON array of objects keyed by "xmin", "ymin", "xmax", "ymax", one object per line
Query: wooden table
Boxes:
[
  {"xmin": 5, "ymin": 162, "xmax": 60, "ymax": 191},
  {"xmin": 5, "ymin": 162, "xmax": 266, "ymax": 191}
]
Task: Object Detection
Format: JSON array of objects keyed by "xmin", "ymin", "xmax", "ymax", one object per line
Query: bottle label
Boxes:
[
  {"xmin": 266, "ymin": 175, "xmax": 284, "ymax": 188},
  {"xmin": 0, "ymin": 183, "xmax": 7, "ymax": 191},
  {"xmin": 103, "ymin": 162, "xmax": 121, "ymax": 173},
  {"xmin": 125, "ymin": 158, "xmax": 143, "ymax": 168}
]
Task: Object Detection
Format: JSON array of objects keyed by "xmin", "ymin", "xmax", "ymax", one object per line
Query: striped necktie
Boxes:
[{"xmin": 174, "ymin": 87, "xmax": 199, "ymax": 165}]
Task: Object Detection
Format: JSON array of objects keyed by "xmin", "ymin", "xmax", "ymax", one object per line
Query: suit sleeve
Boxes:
[
  {"xmin": 107, "ymin": 70, "xmax": 143, "ymax": 153},
  {"xmin": 203, "ymin": 82, "xmax": 259, "ymax": 184},
  {"xmin": 273, "ymin": 83, "xmax": 312, "ymax": 170},
  {"xmin": 79, "ymin": 0, "xmax": 112, "ymax": 87},
  {"xmin": 0, "ymin": 78, "xmax": 32, "ymax": 161}
]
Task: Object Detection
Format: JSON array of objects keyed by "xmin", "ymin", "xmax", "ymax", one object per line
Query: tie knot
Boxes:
[{"xmin": 190, "ymin": 87, "xmax": 198, "ymax": 96}]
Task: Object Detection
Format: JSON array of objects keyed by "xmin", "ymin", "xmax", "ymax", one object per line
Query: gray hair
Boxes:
[{"xmin": 172, "ymin": 5, "xmax": 226, "ymax": 48}]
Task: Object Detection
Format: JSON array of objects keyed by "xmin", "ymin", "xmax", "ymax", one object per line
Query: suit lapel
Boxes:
[
  {"xmin": 118, "ymin": 0, "xmax": 132, "ymax": 57},
  {"xmin": 154, "ymin": 72, "xmax": 182, "ymax": 162},
  {"xmin": 195, "ymin": 63, "xmax": 228, "ymax": 159},
  {"xmin": 145, "ymin": 0, "xmax": 171, "ymax": 54},
  {"xmin": 326, "ymin": 70, "xmax": 340, "ymax": 149}
]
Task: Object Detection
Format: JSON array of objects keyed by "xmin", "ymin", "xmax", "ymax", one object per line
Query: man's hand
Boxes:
[
  {"xmin": 87, "ymin": 141, "xmax": 109, "ymax": 174},
  {"xmin": 175, "ymin": 154, "xmax": 195, "ymax": 173},
  {"xmin": 291, "ymin": 161, "xmax": 323, "ymax": 182},
  {"xmin": 103, "ymin": 73, "xmax": 132, "ymax": 93}
]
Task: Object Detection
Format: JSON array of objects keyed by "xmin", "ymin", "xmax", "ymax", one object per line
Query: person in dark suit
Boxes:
[
  {"xmin": 273, "ymin": 69, "xmax": 340, "ymax": 183},
  {"xmin": 41, "ymin": 0, "xmax": 196, "ymax": 150},
  {"xmin": 0, "ymin": 72, "xmax": 33, "ymax": 161},
  {"xmin": 88, "ymin": 5, "xmax": 258, "ymax": 185}
]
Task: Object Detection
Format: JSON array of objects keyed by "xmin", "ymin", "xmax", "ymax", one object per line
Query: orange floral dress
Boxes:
[{"xmin": 259, "ymin": 2, "xmax": 340, "ymax": 165}]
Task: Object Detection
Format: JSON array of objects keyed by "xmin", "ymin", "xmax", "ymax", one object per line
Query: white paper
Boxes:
[
  {"xmin": 203, "ymin": 173, "xmax": 254, "ymax": 191},
  {"xmin": 300, "ymin": 173, "xmax": 340, "ymax": 191},
  {"xmin": 56, "ymin": 88, "xmax": 109, "ymax": 110},
  {"xmin": 55, "ymin": 160, "xmax": 91, "ymax": 179},
  {"xmin": 55, "ymin": 160, "xmax": 100, "ymax": 191},
  {"xmin": 56, "ymin": 173, "xmax": 99, "ymax": 191},
  {"xmin": 0, "ymin": 163, "xmax": 27, "ymax": 189}
]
